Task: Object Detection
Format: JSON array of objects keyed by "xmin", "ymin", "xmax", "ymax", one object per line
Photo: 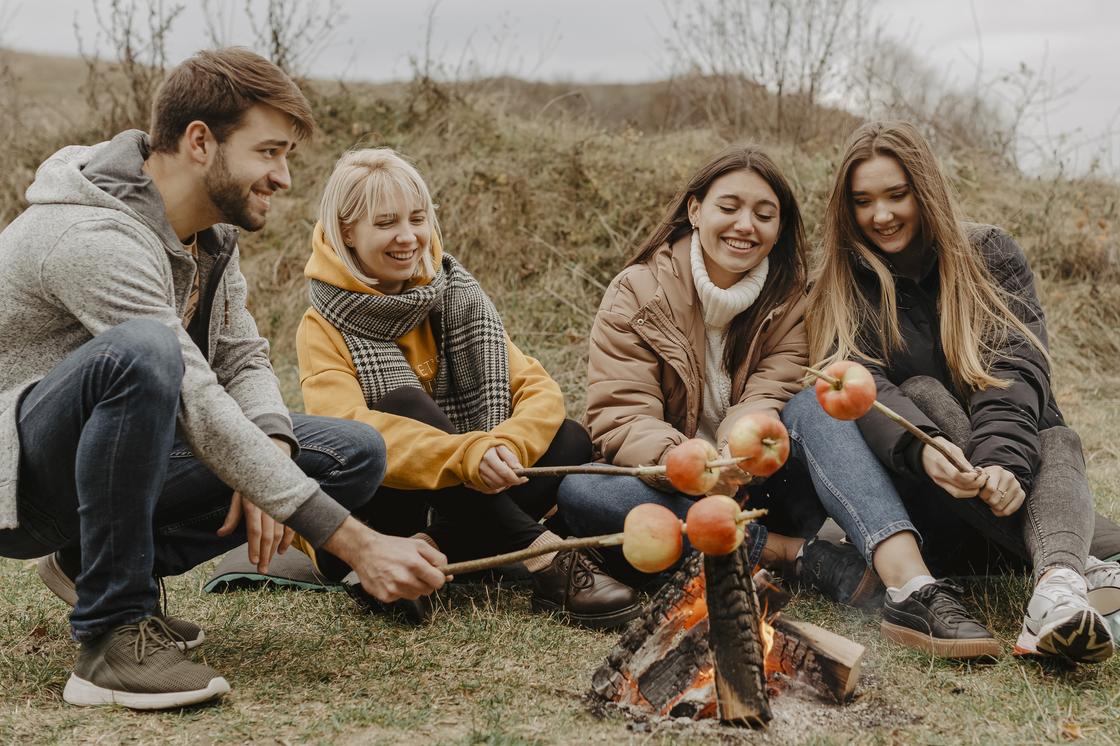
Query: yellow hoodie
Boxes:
[{"xmin": 297, "ymin": 223, "xmax": 566, "ymax": 491}]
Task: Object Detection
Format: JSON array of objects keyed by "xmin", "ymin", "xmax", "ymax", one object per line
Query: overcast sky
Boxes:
[{"xmin": 4, "ymin": 0, "xmax": 1118, "ymax": 174}]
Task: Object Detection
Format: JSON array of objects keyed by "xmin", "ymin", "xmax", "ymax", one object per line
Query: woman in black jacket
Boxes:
[{"xmin": 785, "ymin": 120, "xmax": 1120, "ymax": 663}]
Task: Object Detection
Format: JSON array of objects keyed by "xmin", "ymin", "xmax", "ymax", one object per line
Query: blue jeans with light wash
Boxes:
[
  {"xmin": 0, "ymin": 320, "xmax": 386, "ymax": 641},
  {"xmin": 780, "ymin": 388, "xmax": 920, "ymax": 566}
]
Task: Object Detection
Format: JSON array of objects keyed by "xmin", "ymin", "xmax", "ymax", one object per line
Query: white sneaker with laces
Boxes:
[
  {"xmin": 1014, "ymin": 568, "xmax": 1113, "ymax": 663},
  {"xmin": 1084, "ymin": 556, "xmax": 1120, "ymax": 642}
]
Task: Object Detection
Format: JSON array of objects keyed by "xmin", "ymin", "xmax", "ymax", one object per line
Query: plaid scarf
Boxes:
[{"xmin": 309, "ymin": 254, "xmax": 511, "ymax": 432}]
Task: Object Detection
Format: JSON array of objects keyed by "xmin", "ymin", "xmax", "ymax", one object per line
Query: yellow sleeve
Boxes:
[
  {"xmin": 490, "ymin": 336, "xmax": 567, "ymax": 466},
  {"xmin": 296, "ymin": 309, "xmax": 502, "ymax": 490}
]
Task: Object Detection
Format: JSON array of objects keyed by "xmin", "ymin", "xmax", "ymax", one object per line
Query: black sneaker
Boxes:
[
  {"xmin": 796, "ymin": 538, "xmax": 884, "ymax": 609},
  {"xmin": 37, "ymin": 552, "xmax": 205, "ymax": 650},
  {"xmin": 341, "ymin": 572, "xmax": 436, "ymax": 625},
  {"xmin": 63, "ymin": 617, "xmax": 229, "ymax": 709},
  {"xmin": 881, "ymin": 579, "xmax": 1001, "ymax": 659}
]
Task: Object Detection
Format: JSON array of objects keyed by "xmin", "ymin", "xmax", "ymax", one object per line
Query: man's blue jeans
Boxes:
[
  {"xmin": 0, "ymin": 320, "xmax": 386, "ymax": 641},
  {"xmin": 781, "ymin": 388, "xmax": 920, "ymax": 565}
]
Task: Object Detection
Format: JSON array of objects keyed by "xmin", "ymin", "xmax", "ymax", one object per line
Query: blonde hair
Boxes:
[
  {"xmin": 318, "ymin": 148, "xmax": 440, "ymax": 285},
  {"xmin": 807, "ymin": 121, "xmax": 1050, "ymax": 393}
]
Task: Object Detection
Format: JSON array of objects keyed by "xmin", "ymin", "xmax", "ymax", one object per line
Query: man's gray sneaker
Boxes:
[
  {"xmin": 63, "ymin": 617, "xmax": 229, "ymax": 710},
  {"xmin": 1014, "ymin": 568, "xmax": 1113, "ymax": 663},
  {"xmin": 37, "ymin": 552, "xmax": 205, "ymax": 650}
]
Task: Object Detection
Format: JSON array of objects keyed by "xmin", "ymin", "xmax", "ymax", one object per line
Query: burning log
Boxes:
[
  {"xmin": 768, "ymin": 617, "xmax": 864, "ymax": 704},
  {"xmin": 703, "ymin": 547, "xmax": 772, "ymax": 726},
  {"xmin": 591, "ymin": 541, "xmax": 772, "ymax": 727},
  {"xmin": 591, "ymin": 551, "xmax": 867, "ymax": 727}
]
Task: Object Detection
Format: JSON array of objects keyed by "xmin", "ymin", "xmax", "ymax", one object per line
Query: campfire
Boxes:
[{"xmin": 591, "ymin": 542, "xmax": 865, "ymax": 728}]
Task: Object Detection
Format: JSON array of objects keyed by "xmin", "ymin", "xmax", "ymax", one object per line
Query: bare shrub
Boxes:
[
  {"xmin": 242, "ymin": 0, "xmax": 343, "ymax": 82},
  {"xmin": 663, "ymin": 0, "xmax": 880, "ymax": 143},
  {"xmin": 75, "ymin": 0, "xmax": 183, "ymax": 136}
]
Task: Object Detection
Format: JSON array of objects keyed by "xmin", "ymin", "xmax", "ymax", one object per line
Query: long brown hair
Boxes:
[
  {"xmin": 631, "ymin": 146, "xmax": 808, "ymax": 374},
  {"xmin": 807, "ymin": 120, "xmax": 1049, "ymax": 392}
]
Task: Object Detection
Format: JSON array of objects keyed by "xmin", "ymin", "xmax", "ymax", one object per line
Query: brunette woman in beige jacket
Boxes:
[{"xmin": 557, "ymin": 147, "xmax": 835, "ymax": 586}]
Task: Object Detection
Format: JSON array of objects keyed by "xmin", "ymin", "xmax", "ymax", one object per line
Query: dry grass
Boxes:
[{"xmin": 1, "ymin": 50, "xmax": 1120, "ymax": 744}]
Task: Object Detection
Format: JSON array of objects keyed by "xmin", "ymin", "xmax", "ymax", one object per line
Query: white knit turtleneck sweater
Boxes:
[{"xmin": 689, "ymin": 230, "xmax": 769, "ymax": 446}]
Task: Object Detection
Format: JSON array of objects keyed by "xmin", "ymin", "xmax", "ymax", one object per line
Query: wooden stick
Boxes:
[
  {"xmin": 514, "ymin": 457, "xmax": 744, "ymax": 479},
  {"xmin": 803, "ymin": 365, "xmax": 974, "ymax": 474},
  {"xmin": 440, "ymin": 508, "xmax": 767, "ymax": 576},
  {"xmin": 441, "ymin": 534, "xmax": 624, "ymax": 575}
]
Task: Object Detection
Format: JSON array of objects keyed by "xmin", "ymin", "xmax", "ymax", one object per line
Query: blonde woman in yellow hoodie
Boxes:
[{"xmin": 297, "ymin": 148, "xmax": 640, "ymax": 628}]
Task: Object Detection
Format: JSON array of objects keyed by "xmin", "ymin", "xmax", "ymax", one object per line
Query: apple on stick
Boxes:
[
  {"xmin": 685, "ymin": 495, "xmax": 745, "ymax": 556},
  {"xmin": 622, "ymin": 502, "xmax": 684, "ymax": 573},
  {"xmin": 726, "ymin": 412, "xmax": 790, "ymax": 477},
  {"xmin": 440, "ymin": 503, "xmax": 768, "ymax": 577},
  {"xmin": 664, "ymin": 438, "xmax": 720, "ymax": 495},
  {"xmin": 813, "ymin": 360, "xmax": 877, "ymax": 420},
  {"xmin": 804, "ymin": 361, "xmax": 974, "ymax": 474}
]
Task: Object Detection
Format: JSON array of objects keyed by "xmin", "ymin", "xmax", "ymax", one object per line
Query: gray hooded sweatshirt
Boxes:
[{"xmin": 0, "ymin": 131, "xmax": 349, "ymax": 546}]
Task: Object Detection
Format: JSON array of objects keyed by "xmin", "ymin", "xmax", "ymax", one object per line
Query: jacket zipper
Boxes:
[
  {"xmin": 187, "ymin": 247, "xmax": 234, "ymax": 359},
  {"xmin": 631, "ymin": 304, "xmax": 703, "ymax": 436}
]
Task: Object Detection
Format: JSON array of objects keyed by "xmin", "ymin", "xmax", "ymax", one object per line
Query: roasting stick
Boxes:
[
  {"xmin": 802, "ymin": 365, "xmax": 975, "ymax": 475},
  {"xmin": 441, "ymin": 508, "xmax": 768, "ymax": 576},
  {"xmin": 513, "ymin": 457, "xmax": 744, "ymax": 479}
]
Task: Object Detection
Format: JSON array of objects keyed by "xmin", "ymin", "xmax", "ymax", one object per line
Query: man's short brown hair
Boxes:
[{"xmin": 149, "ymin": 47, "xmax": 315, "ymax": 153}]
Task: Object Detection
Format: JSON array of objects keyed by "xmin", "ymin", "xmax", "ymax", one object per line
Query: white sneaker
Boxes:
[
  {"xmin": 1084, "ymin": 556, "xmax": 1120, "ymax": 642},
  {"xmin": 1014, "ymin": 568, "xmax": 1113, "ymax": 663}
]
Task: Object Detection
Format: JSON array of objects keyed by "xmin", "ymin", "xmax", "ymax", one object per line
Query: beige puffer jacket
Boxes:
[{"xmin": 585, "ymin": 235, "xmax": 809, "ymax": 475}]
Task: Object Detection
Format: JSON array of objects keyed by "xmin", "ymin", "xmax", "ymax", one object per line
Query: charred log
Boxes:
[
  {"xmin": 767, "ymin": 617, "xmax": 864, "ymax": 704},
  {"xmin": 704, "ymin": 545, "xmax": 771, "ymax": 727}
]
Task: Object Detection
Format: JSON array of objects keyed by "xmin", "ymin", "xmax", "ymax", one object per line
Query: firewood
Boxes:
[
  {"xmin": 591, "ymin": 552, "xmax": 724, "ymax": 718},
  {"xmin": 704, "ymin": 545, "xmax": 772, "ymax": 727},
  {"xmin": 767, "ymin": 616, "xmax": 865, "ymax": 703}
]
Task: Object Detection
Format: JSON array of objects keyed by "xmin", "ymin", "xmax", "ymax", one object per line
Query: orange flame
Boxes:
[{"xmin": 760, "ymin": 601, "xmax": 776, "ymax": 675}]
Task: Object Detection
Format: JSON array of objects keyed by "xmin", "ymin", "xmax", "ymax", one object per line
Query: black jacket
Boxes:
[{"xmin": 852, "ymin": 226, "xmax": 1061, "ymax": 493}]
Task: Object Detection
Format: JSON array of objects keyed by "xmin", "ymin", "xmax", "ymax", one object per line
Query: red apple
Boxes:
[
  {"xmin": 665, "ymin": 438, "xmax": 720, "ymax": 496},
  {"xmin": 685, "ymin": 495, "xmax": 744, "ymax": 556},
  {"xmin": 815, "ymin": 361, "xmax": 877, "ymax": 420},
  {"xmin": 726, "ymin": 413, "xmax": 789, "ymax": 477},
  {"xmin": 622, "ymin": 503, "xmax": 684, "ymax": 573}
]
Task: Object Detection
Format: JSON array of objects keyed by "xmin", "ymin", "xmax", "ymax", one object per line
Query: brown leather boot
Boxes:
[{"xmin": 530, "ymin": 549, "xmax": 642, "ymax": 630}]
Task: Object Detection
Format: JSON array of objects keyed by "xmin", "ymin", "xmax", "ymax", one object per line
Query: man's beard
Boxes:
[{"xmin": 204, "ymin": 146, "xmax": 265, "ymax": 232}]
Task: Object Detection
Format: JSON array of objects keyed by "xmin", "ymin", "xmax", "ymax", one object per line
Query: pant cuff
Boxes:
[{"xmin": 863, "ymin": 521, "xmax": 922, "ymax": 566}]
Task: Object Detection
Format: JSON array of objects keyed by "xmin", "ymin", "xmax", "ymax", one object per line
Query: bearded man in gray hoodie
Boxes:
[{"xmin": 0, "ymin": 48, "xmax": 447, "ymax": 710}]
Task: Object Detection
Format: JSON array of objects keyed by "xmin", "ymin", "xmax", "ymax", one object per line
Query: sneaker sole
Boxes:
[
  {"xmin": 62, "ymin": 673, "xmax": 230, "ymax": 710},
  {"xmin": 1088, "ymin": 586, "xmax": 1120, "ymax": 617},
  {"xmin": 37, "ymin": 555, "xmax": 204, "ymax": 651},
  {"xmin": 531, "ymin": 597, "xmax": 644, "ymax": 631},
  {"xmin": 880, "ymin": 620, "xmax": 1001, "ymax": 660},
  {"xmin": 1018, "ymin": 609, "xmax": 1114, "ymax": 664}
]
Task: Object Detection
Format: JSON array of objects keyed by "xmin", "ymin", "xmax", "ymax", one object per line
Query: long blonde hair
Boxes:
[
  {"xmin": 807, "ymin": 121, "xmax": 1049, "ymax": 393},
  {"xmin": 318, "ymin": 148, "xmax": 440, "ymax": 285}
]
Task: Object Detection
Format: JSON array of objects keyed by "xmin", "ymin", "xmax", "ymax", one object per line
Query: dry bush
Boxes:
[
  {"xmin": 76, "ymin": 0, "xmax": 183, "ymax": 137},
  {"xmin": 663, "ymin": 0, "xmax": 879, "ymax": 143}
]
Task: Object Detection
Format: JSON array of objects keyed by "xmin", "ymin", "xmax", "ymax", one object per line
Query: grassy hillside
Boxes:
[{"xmin": 1, "ymin": 50, "xmax": 1119, "ymax": 744}]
